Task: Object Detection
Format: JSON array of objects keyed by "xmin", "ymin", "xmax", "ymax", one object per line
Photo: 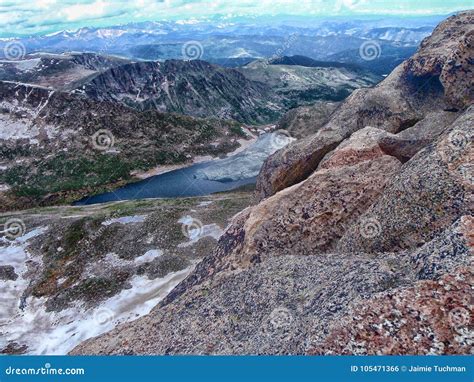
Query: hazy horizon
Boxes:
[{"xmin": 0, "ymin": 0, "xmax": 472, "ymax": 37}]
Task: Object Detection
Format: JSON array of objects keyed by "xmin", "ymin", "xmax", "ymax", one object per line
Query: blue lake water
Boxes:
[
  {"xmin": 74, "ymin": 161, "xmax": 257, "ymax": 205},
  {"xmin": 74, "ymin": 133, "xmax": 289, "ymax": 205}
]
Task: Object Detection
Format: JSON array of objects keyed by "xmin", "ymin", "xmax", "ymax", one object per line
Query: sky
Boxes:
[{"xmin": 0, "ymin": 0, "xmax": 472, "ymax": 36}]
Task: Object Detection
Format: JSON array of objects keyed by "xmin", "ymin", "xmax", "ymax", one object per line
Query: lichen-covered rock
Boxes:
[
  {"xmin": 337, "ymin": 107, "xmax": 473, "ymax": 254},
  {"xmin": 440, "ymin": 29, "xmax": 473, "ymax": 109},
  {"xmin": 255, "ymin": 129, "xmax": 343, "ymax": 200},
  {"xmin": 310, "ymin": 265, "xmax": 473, "ymax": 355},
  {"xmin": 71, "ymin": 252, "xmax": 416, "ymax": 355},
  {"xmin": 405, "ymin": 11, "xmax": 473, "ymax": 109},
  {"xmin": 202, "ymin": 126, "xmax": 400, "ymax": 271},
  {"xmin": 378, "ymin": 110, "xmax": 460, "ymax": 162},
  {"xmin": 408, "ymin": 215, "xmax": 473, "ymax": 280},
  {"xmin": 318, "ymin": 126, "xmax": 391, "ymax": 169},
  {"xmin": 71, "ymin": 215, "xmax": 472, "ymax": 355}
]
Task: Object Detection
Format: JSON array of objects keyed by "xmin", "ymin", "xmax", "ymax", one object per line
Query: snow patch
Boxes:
[
  {"xmin": 101, "ymin": 215, "xmax": 147, "ymax": 226},
  {"xmin": 178, "ymin": 215, "xmax": 223, "ymax": 248},
  {"xmin": 0, "ymin": 226, "xmax": 48, "ymax": 348},
  {"xmin": 135, "ymin": 249, "xmax": 163, "ymax": 265},
  {"xmin": 0, "ymin": 263, "xmax": 196, "ymax": 355}
]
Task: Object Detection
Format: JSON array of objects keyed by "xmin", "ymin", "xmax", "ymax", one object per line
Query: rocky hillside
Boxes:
[
  {"xmin": 238, "ymin": 57, "xmax": 380, "ymax": 111},
  {"xmin": 0, "ymin": 52, "xmax": 128, "ymax": 90},
  {"xmin": 80, "ymin": 60, "xmax": 280, "ymax": 124},
  {"xmin": 0, "ymin": 191, "xmax": 253, "ymax": 354},
  {"xmin": 0, "ymin": 81, "xmax": 247, "ymax": 211},
  {"xmin": 81, "ymin": 58, "xmax": 379, "ymax": 124},
  {"xmin": 71, "ymin": 11, "xmax": 473, "ymax": 355}
]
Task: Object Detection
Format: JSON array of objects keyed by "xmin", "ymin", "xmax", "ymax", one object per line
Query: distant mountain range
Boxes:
[{"xmin": 0, "ymin": 15, "xmax": 444, "ymax": 74}]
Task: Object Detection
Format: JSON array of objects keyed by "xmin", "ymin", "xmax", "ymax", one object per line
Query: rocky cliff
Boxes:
[
  {"xmin": 72, "ymin": 11, "xmax": 473, "ymax": 355},
  {"xmin": 255, "ymin": 11, "xmax": 473, "ymax": 200}
]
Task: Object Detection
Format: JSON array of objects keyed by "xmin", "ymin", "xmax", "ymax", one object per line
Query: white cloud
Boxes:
[{"xmin": 61, "ymin": 0, "xmax": 108, "ymax": 21}]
